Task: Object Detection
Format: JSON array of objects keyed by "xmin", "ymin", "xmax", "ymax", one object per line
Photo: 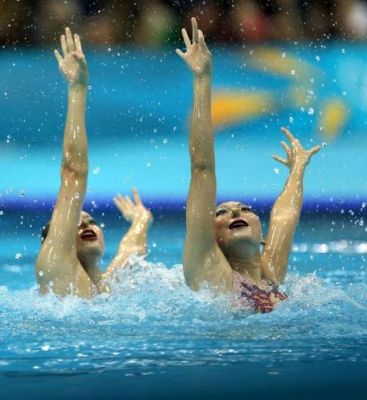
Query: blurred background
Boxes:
[
  {"xmin": 0, "ymin": 0, "xmax": 366, "ymax": 215},
  {"xmin": 3, "ymin": 0, "xmax": 367, "ymax": 46}
]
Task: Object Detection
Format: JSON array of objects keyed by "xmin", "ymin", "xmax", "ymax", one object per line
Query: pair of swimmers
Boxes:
[{"xmin": 36, "ymin": 19, "xmax": 320, "ymax": 312}]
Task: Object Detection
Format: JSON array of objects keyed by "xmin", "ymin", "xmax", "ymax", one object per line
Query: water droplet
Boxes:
[
  {"xmin": 41, "ymin": 344, "xmax": 50, "ymax": 352},
  {"xmin": 15, "ymin": 253, "xmax": 22, "ymax": 260},
  {"xmin": 307, "ymin": 108, "xmax": 314, "ymax": 115},
  {"xmin": 92, "ymin": 166, "xmax": 100, "ymax": 175}
]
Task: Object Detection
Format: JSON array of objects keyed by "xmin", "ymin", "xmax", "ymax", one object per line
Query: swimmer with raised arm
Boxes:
[
  {"xmin": 176, "ymin": 18, "xmax": 320, "ymax": 313},
  {"xmin": 36, "ymin": 28, "xmax": 152, "ymax": 297}
]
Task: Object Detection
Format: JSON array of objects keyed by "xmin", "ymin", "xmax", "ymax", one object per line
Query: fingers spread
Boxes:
[
  {"xmin": 198, "ymin": 29, "xmax": 207, "ymax": 51},
  {"xmin": 191, "ymin": 17, "xmax": 198, "ymax": 44},
  {"xmin": 65, "ymin": 27, "xmax": 75, "ymax": 52},
  {"xmin": 74, "ymin": 33, "xmax": 83, "ymax": 53},
  {"xmin": 54, "ymin": 49, "xmax": 63, "ymax": 64},
  {"xmin": 125, "ymin": 196, "xmax": 134, "ymax": 208},
  {"xmin": 181, "ymin": 28, "xmax": 191, "ymax": 49},
  {"xmin": 132, "ymin": 188, "xmax": 142, "ymax": 206},
  {"xmin": 175, "ymin": 48, "xmax": 185, "ymax": 60},
  {"xmin": 281, "ymin": 127, "xmax": 296, "ymax": 143},
  {"xmin": 280, "ymin": 140, "xmax": 291, "ymax": 156},
  {"xmin": 61, "ymin": 34, "xmax": 68, "ymax": 56},
  {"xmin": 308, "ymin": 145, "xmax": 321, "ymax": 156},
  {"xmin": 272, "ymin": 154, "xmax": 288, "ymax": 165},
  {"xmin": 113, "ymin": 194, "xmax": 124, "ymax": 206}
]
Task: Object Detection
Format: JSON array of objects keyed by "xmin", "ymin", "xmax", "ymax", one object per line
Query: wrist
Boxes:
[
  {"xmin": 291, "ymin": 161, "xmax": 306, "ymax": 175},
  {"xmin": 69, "ymin": 82, "xmax": 88, "ymax": 92},
  {"xmin": 132, "ymin": 213, "xmax": 152, "ymax": 226},
  {"xmin": 194, "ymin": 71, "xmax": 211, "ymax": 81}
]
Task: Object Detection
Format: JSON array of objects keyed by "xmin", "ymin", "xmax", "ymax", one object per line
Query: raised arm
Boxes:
[
  {"xmin": 36, "ymin": 28, "xmax": 93, "ymax": 297},
  {"xmin": 177, "ymin": 18, "xmax": 232, "ymax": 291},
  {"xmin": 261, "ymin": 127, "xmax": 320, "ymax": 284},
  {"xmin": 103, "ymin": 189, "xmax": 152, "ymax": 281}
]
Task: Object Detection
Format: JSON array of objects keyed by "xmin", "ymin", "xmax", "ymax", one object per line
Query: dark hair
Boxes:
[{"xmin": 41, "ymin": 222, "xmax": 50, "ymax": 243}]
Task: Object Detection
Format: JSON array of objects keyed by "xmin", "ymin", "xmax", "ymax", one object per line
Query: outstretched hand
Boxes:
[
  {"xmin": 176, "ymin": 17, "xmax": 211, "ymax": 77},
  {"xmin": 273, "ymin": 127, "xmax": 320, "ymax": 170},
  {"xmin": 113, "ymin": 189, "xmax": 153, "ymax": 226},
  {"xmin": 54, "ymin": 27, "xmax": 88, "ymax": 87}
]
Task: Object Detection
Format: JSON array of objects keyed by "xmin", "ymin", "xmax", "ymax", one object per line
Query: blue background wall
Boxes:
[{"xmin": 0, "ymin": 44, "xmax": 366, "ymax": 209}]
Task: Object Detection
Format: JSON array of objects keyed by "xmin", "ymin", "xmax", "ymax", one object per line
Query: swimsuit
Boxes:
[{"xmin": 232, "ymin": 271, "xmax": 287, "ymax": 313}]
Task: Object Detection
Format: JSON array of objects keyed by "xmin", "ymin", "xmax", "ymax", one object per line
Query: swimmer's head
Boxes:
[
  {"xmin": 41, "ymin": 211, "xmax": 105, "ymax": 266},
  {"xmin": 214, "ymin": 201, "xmax": 262, "ymax": 258},
  {"xmin": 76, "ymin": 211, "xmax": 105, "ymax": 265}
]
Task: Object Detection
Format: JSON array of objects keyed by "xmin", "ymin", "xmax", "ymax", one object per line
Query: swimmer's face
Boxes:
[
  {"xmin": 76, "ymin": 211, "xmax": 105, "ymax": 263},
  {"xmin": 214, "ymin": 202, "xmax": 262, "ymax": 254}
]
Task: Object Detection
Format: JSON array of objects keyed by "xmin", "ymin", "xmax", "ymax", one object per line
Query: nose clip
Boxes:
[{"xmin": 232, "ymin": 208, "xmax": 240, "ymax": 217}]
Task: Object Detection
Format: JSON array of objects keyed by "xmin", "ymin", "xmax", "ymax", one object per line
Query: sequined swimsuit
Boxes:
[{"xmin": 233, "ymin": 271, "xmax": 288, "ymax": 313}]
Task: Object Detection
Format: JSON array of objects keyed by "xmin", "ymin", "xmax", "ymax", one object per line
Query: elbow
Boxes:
[
  {"xmin": 62, "ymin": 144, "xmax": 88, "ymax": 177},
  {"xmin": 62, "ymin": 159, "xmax": 88, "ymax": 178},
  {"xmin": 190, "ymin": 147, "xmax": 214, "ymax": 171},
  {"xmin": 191, "ymin": 160, "xmax": 214, "ymax": 173}
]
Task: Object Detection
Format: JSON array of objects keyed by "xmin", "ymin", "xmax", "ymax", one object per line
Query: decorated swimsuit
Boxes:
[{"xmin": 232, "ymin": 270, "xmax": 287, "ymax": 313}]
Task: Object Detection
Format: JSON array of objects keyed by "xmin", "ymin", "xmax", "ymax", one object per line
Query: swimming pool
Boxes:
[
  {"xmin": 0, "ymin": 208, "xmax": 366, "ymax": 399},
  {"xmin": 1, "ymin": 43, "xmax": 366, "ymax": 399}
]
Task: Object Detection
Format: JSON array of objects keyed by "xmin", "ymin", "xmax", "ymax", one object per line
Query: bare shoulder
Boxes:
[{"xmin": 36, "ymin": 243, "xmax": 94, "ymax": 297}]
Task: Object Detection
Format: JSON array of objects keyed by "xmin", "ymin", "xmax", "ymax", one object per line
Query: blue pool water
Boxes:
[
  {"xmin": 1, "ymin": 45, "xmax": 367, "ymax": 399},
  {"xmin": 0, "ymin": 209, "xmax": 366, "ymax": 399}
]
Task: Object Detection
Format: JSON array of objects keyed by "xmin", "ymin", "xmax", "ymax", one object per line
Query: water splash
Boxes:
[{"xmin": 0, "ymin": 258, "xmax": 366, "ymax": 376}]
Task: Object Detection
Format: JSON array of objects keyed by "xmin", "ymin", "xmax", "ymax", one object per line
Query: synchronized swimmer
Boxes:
[
  {"xmin": 31, "ymin": 19, "xmax": 320, "ymax": 313},
  {"xmin": 177, "ymin": 18, "xmax": 320, "ymax": 312},
  {"xmin": 36, "ymin": 28, "xmax": 152, "ymax": 298}
]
